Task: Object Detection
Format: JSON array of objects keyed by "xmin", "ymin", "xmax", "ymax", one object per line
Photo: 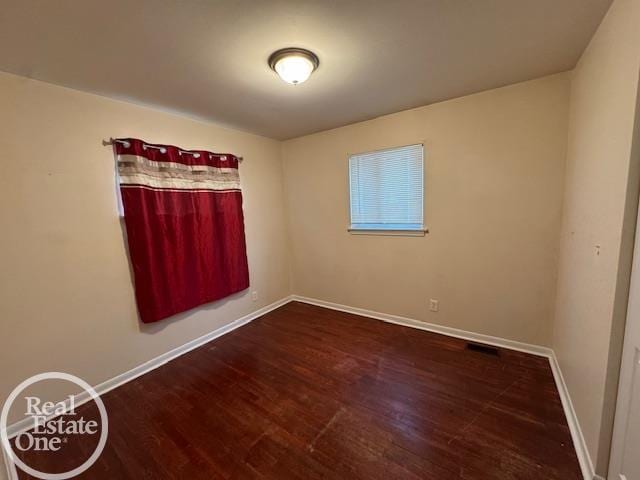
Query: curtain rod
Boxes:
[{"xmin": 103, "ymin": 138, "xmax": 243, "ymax": 161}]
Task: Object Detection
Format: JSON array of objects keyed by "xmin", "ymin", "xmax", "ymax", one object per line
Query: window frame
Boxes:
[{"xmin": 347, "ymin": 143, "xmax": 428, "ymax": 237}]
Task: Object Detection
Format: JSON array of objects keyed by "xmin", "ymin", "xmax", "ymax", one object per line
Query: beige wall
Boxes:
[
  {"xmin": 282, "ymin": 73, "xmax": 570, "ymax": 346},
  {"xmin": 0, "ymin": 72, "xmax": 291, "ymax": 422},
  {"xmin": 3, "ymin": 4, "xmax": 640, "ymax": 474},
  {"xmin": 552, "ymin": 0, "xmax": 640, "ymax": 475}
]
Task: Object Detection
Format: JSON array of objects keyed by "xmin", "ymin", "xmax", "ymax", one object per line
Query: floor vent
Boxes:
[{"xmin": 466, "ymin": 342, "xmax": 500, "ymax": 356}]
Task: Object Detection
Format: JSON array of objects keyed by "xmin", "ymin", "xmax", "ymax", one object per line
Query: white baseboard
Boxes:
[
  {"xmin": 291, "ymin": 295, "xmax": 599, "ymax": 480},
  {"xmin": 1, "ymin": 441, "xmax": 18, "ymax": 480},
  {"xmin": 548, "ymin": 351, "xmax": 598, "ymax": 480},
  {"xmin": 4, "ymin": 295, "xmax": 293, "ymax": 440},
  {"xmin": 290, "ymin": 295, "xmax": 552, "ymax": 357},
  {"xmin": 3, "ymin": 293, "xmax": 600, "ymax": 480}
]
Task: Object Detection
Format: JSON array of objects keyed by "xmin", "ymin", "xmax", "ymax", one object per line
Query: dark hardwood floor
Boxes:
[{"xmin": 15, "ymin": 301, "xmax": 581, "ymax": 479}]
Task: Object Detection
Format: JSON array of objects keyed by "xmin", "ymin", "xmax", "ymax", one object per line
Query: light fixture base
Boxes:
[{"xmin": 268, "ymin": 47, "xmax": 320, "ymax": 72}]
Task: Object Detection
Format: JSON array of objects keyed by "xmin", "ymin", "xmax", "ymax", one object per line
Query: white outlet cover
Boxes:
[{"xmin": 429, "ymin": 299, "xmax": 439, "ymax": 312}]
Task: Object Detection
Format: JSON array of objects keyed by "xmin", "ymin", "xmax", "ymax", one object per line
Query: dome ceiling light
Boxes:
[{"xmin": 268, "ymin": 48, "xmax": 319, "ymax": 85}]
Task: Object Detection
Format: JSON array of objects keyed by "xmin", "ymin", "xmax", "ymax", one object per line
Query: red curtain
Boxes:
[{"xmin": 115, "ymin": 138, "xmax": 249, "ymax": 323}]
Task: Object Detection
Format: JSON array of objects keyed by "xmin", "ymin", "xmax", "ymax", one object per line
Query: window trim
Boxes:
[
  {"xmin": 347, "ymin": 142, "xmax": 427, "ymax": 236},
  {"xmin": 348, "ymin": 227, "xmax": 429, "ymax": 237}
]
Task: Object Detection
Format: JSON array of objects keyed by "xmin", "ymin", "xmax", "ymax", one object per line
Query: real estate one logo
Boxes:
[{"xmin": 0, "ymin": 372, "xmax": 108, "ymax": 480}]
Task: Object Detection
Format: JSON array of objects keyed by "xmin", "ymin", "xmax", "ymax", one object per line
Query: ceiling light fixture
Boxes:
[{"xmin": 268, "ymin": 48, "xmax": 319, "ymax": 85}]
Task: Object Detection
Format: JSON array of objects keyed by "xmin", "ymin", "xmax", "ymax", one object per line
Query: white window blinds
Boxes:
[{"xmin": 349, "ymin": 144, "xmax": 424, "ymax": 231}]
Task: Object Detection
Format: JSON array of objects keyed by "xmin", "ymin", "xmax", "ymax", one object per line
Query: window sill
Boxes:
[{"xmin": 348, "ymin": 228, "xmax": 429, "ymax": 237}]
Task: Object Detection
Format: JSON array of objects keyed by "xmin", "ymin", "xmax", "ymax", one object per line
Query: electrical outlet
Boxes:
[
  {"xmin": 251, "ymin": 291, "xmax": 258, "ymax": 301},
  {"xmin": 429, "ymin": 299, "xmax": 439, "ymax": 312}
]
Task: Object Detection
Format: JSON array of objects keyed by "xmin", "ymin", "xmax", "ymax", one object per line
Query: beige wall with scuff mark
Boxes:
[{"xmin": 552, "ymin": 0, "xmax": 640, "ymax": 475}]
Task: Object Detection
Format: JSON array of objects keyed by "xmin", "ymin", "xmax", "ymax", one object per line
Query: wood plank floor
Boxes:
[{"xmin": 14, "ymin": 302, "xmax": 581, "ymax": 479}]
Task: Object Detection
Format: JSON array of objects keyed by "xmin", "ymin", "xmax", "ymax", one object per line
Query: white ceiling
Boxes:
[{"xmin": 0, "ymin": 0, "xmax": 611, "ymax": 140}]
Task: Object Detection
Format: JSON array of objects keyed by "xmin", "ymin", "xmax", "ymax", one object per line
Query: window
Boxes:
[{"xmin": 349, "ymin": 143, "xmax": 425, "ymax": 235}]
